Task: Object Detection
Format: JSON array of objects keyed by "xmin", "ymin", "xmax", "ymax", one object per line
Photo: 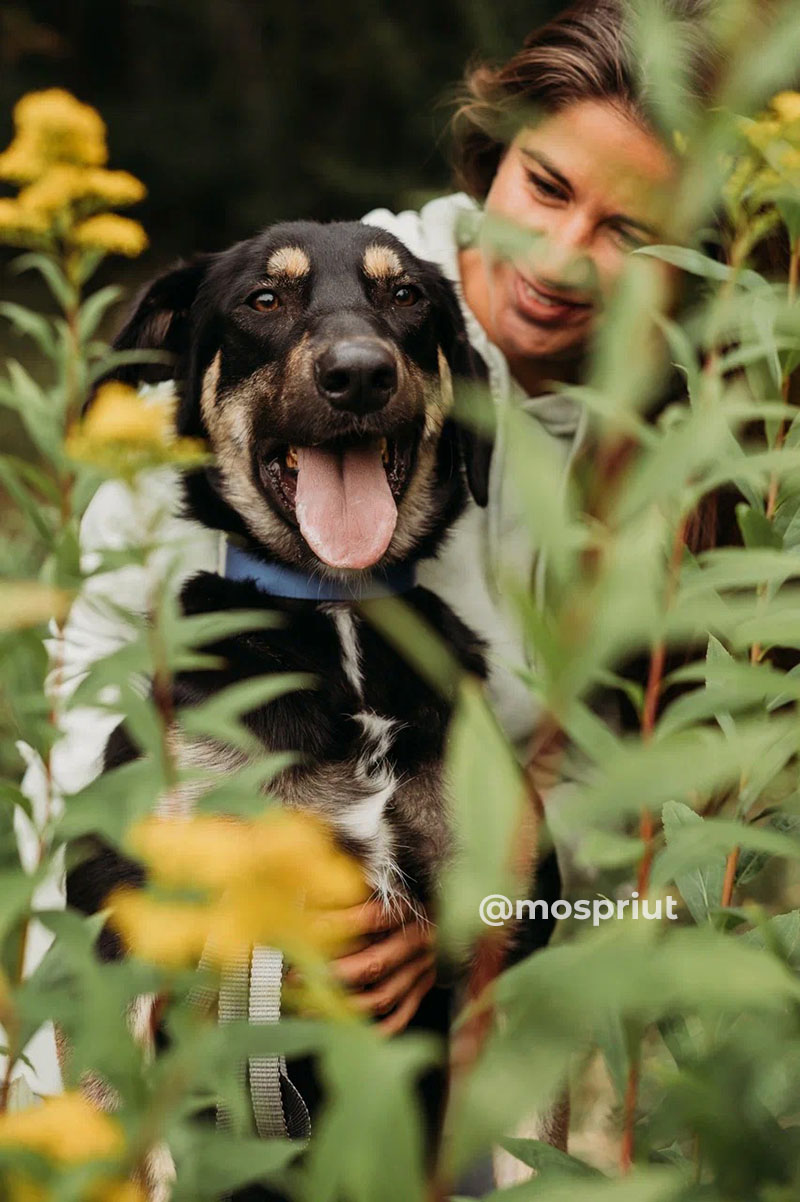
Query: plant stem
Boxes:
[
  {"xmin": 620, "ymin": 1050, "xmax": 640, "ymax": 1173},
  {"xmin": 0, "ymin": 916, "xmax": 30, "ymax": 1112}
]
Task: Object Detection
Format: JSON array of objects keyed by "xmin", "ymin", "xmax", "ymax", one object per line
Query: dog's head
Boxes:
[{"xmin": 108, "ymin": 221, "xmax": 492, "ymax": 575}]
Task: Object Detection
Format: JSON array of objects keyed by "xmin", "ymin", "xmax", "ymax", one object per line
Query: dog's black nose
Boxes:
[{"xmin": 315, "ymin": 340, "xmax": 397, "ymax": 413}]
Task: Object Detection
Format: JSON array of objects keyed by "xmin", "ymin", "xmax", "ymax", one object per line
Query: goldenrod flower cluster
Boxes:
[
  {"xmin": 0, "ymin": 582, "xmax": 72, "ymax": 632},
  {"xmin": 65, "ymin": 382, "xmax": 208, "ymax": 478},
  {"xmin": 0, "ymin": 1092, "xmax": 144, "ymax": 1202},
  {"xmin": 726, "ymin": 90, "xmax": 800, "ymax": 233},
  {"xmin": 108, "ymin": 809, "xmax": 370, "ymax": 970},
  {"xmin": 0, "ymin": 89, "xmax": 147, "ymax": 257}
]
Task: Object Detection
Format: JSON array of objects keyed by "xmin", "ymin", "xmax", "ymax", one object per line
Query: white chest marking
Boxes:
[
  {"xmin": 325, "ymin": 606, "xmax": 364, "ymax": 698},
  {"xmin": 321, "ymin": 605, "xmax": 410, "ymax": 911}
]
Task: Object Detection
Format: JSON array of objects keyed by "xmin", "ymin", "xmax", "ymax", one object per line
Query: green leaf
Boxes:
[
  {"xmin": 439, "ymin": 677, "xmax": 527, "ymax": 954},
  {"xmin": 659, "ymin": 801, "xmax": 726, "ymax": 923},
  {"xmin": 360, "ymin": 595, "xmax": 462, "ymax": 697},
  {"xmin": 634, "ymin": 243, "xmax": 766, "ymax": 289},
  {"xmin": 479, "ymin": 1170, "xmax": 678, "ymax": 1202},
  {"xmin": 0, "ymin": 457, "xmax": 56, "ymax": 544},
  {"xmin": 742, "ymin": 909, "xmax": 800, "ymax": 966},
  {"xmin": 304, "ymin": 1024, "xmax": 435, "ymax": 1202},
  {"xmin": 653, "ymin": 312, "xmax": 701, "ymax": 404},
  {"xmin": 56, "ymin": 754, "xmax": 164, "ymax": 844},
  {"xmin": 178, "ymin": 672, "xmax": 314, "ymax": 754},
  {"xmin": 656, "ymin": 645, "xmax": 800, "ymax": 739},
  {"xmin": 737, "ymin": 504, "xmax": 783, "ymax": 551},
  {"xmin": 11, "ymin": 251, "xmax": 77, "ymax": 309},
  {"xmin": 87, "ymin": 346, "xmax": 174, "ymax": 384},
  {"xmin": 653, "ymin": 813, "xmax": 800, "ymax": 900},
  {"xmin": 174, "ymin": 1135, "xmax": 302, "ymax": 1199},
  {"xmin": 499, "ymin": 1137, "xmax": 603, "ymax": 1180},
  {"xmin": 575, "ymin": 830, "xmax": 645, "ymax": 871},
  {"xmin": 550, "ymin": 716, "xmax": 799, "ymax": 835},
  {"xmin": 0, "ymin": 303, "xmax": 56, "ymax": 357},
  {"xmin": 77, "ymin": 285, "xmax": 124, "ymax": 343},
  {"xmin": 682, "ymin": 547, "xmax": 797, "ymax": 595}
]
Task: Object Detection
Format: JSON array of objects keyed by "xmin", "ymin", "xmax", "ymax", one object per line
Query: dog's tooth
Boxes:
[
  {"xmin": 285, "ymin": 447, "xmax": 298, "ymax": 470},
  {"xmin": 379, "ymin": 437, "xmax": 389, "ymax": 465}
]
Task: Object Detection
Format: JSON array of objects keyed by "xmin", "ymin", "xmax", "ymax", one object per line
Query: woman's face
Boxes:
[{"xmin": 460, "ymin": 99, "xmax": 678, "ymax": 383}]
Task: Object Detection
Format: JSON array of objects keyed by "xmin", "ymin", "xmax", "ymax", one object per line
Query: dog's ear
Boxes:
[
  {"xmin": 98, "ymin": 257, "xmax": 212, "ymax": 397},
  {"xmin": 429, "ymin": 272, "xmax": 494, "ymax": 508}
]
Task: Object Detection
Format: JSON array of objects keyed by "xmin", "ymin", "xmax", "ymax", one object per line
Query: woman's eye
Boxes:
[
  {"xmin": 249, "ymin": 289, "xmax": 280, "ymax": 312},
  {"xmin": 527, "ymin": 171, "xmax": 565, "ymax": 201},
  {"xmin": 610, "ymin": 226, "xmax": 646, "ymax": 251},
  {"xmin": 393, "ymin": 283, "xmax": 421, "ymax": 307}
]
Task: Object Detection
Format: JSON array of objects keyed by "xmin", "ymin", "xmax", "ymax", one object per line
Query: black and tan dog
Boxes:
[{"xmin": 67, "ymin": 220, "xmax": 505, "ymax": 1194}]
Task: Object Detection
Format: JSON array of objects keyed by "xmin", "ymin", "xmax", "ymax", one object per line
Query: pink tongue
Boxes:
[{"xmin": 295, "ymin": 444, "xmax": 397, "ymax": 570}]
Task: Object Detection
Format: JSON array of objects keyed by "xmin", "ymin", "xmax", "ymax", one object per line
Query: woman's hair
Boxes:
[{"xmin": 451, "ymin": 0, "xmax": 718, "ymax": 199}]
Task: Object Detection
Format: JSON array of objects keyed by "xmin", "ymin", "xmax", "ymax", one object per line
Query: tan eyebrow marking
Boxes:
[
  {"xmin": 363, "ymin": 243, "xmax": 403, "ymax": 280},
  {"xmin": 266, "ymin": 246, "xmax": 311, "ymax": 277}
]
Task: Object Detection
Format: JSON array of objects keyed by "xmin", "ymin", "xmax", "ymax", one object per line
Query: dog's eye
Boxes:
[
  {"xmin": 392, "ymin": 284, "xmax": 420, "ymax": 307},
  {"xmin": 249, "ymin": 289, "xmax": 280, "ymax": 312}
]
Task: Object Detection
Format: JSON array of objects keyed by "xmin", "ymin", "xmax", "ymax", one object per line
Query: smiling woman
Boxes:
[
  {"xmin": 446, "ymin": 0, "xmax": 715, "ymax": 396},
  {"xmin": 458, "ymin": 100, "xmax": 679, "ymax": 390}
]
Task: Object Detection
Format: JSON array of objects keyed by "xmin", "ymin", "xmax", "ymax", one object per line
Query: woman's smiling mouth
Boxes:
[{"xmin": 513, "ymin": 270, "xmax": 594, "ymax": 326}]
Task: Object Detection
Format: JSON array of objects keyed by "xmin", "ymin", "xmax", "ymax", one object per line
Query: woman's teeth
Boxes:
[{"xmin": 522, "ymin": 279, "xmax": 566, "ymax": 307}]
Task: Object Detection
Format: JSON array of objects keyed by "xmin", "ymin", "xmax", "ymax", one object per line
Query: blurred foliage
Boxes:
[{"xmin": 0, "ymin": 0, "xmax": 564, "ymax": 258}]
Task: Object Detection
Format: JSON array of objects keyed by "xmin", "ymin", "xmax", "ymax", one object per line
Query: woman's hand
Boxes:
[{"xmin": 289, "ymin": 898, "xmax": 437, "ymax": 1035}]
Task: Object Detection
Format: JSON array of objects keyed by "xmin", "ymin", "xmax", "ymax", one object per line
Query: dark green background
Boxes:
[{"xmin": 2, "ymin": 0, "xmax": 563, "ymax": 270}]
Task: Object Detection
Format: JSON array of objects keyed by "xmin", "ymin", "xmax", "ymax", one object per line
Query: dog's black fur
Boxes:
[{"xmin": 66, "ymin": 221, "xmax": 558, "ymax": 1198}]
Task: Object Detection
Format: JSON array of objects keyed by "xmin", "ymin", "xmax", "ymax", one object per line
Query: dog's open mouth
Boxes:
[{"xmin": 258, "ymin": 434, "xmax": 416, "ymax": 571}]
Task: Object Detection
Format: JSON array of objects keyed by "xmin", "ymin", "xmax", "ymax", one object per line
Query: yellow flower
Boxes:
[
  {"xmin": 0, "ymin": 1092, "xmax": 124, "ymax": 1164},
  {"xmin": 771, "ymin": 90, "xmax": 800, "ymax": 125},
  {"xmin": 131, "ymin": 809, "xmax": 369, "ymax": 907},
  {"xmin": 110, "ymin": 809, "xmax": 371, "ymax": 968},
  {"xmin": 76, "ymin": 382, "xmax": 173, "ymax": 445},
  {"xmin": 65, "ymin": 383, "xmax": 208, "ymax": 479},
  {"xmin": 0, "ymin": 197, "xmax": 50, "ymax": 246},
  {"xmin": 0, "ymin": 90, "xmax": 147, "ymax": 257},
  {"xmin": 83, "ymin": 169, "xmax": 146, "ymax": 209},
  {"xmin": 108, "ymin": 889, "xmax": 213, "ymax": 968},
  {"xmin": 93, "ymin": 1184, "xmax": 148, "ymax": 1202},
  {"xmin": 18, "ymin": 165, "xmax": 146, "ymax": 219},
  {"xmin": 71, "ymin": 214, "xmax": 148, "ymax": 257},
  {"xmin": 741, "ymin": 116, "xmax": 782, "ymax": 153},
  {"xmin": 2, "ymin": 89, "xmax": 108, "ymax": 181},
  {"xmin": 779, "ymin": 147, "xmax": 800, "ymax": 175},
  {"xmin": 0, "ymin": 1171, "xmax": 146, "ymax": 1202},
  {"xmin": 672, "ymin": 129, "xmax": 688, "ymax": 156},
  {"xmin": 0, "ymin": 134, "xmax": 50, "ymax": 184},
  {"xmin": 128, "ymin": 814, "xmax": 263, "ymax": 891},
  {"xmin": 0, "ymin": 582, "xmax": 72, "ymax": 631}
]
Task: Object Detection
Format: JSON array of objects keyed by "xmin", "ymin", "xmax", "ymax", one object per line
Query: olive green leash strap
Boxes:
[
  {"xmin": 212, "ymin": 943, "xmax": 311, "ymax": 1141},
  {"xmin": 214, "ymin": 944, "xmax": 250, "ymax": 1133},
  {"xmin": 249, "ymin": 944, "xmax": 313, "ymax": 1140}
]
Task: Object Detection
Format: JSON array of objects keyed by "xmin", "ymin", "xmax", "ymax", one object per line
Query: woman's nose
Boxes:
[{"xmin": 531, "ymin": 212, "xmax": 596, "ymax": 290}]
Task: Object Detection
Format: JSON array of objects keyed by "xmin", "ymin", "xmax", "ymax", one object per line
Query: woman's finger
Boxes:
[
  {"xmin": 376, "ymin": 966, "xmax": 438, "ymax": 1036},
  {"xmin": 319, "ymin": 897, "xmax": 420, "ymax": 946},
  {"xmin": 346, "ymin": 951, "xmax": 436, "ymax": 1017},
  {"xmin": 331, "ymin": 920, "xmax": 434, "ymax": 989}
]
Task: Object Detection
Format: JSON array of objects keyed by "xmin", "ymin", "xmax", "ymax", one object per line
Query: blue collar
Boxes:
[{"xmin": 223, "ymin": 540, "xmax": 417, "ymax": 601}]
